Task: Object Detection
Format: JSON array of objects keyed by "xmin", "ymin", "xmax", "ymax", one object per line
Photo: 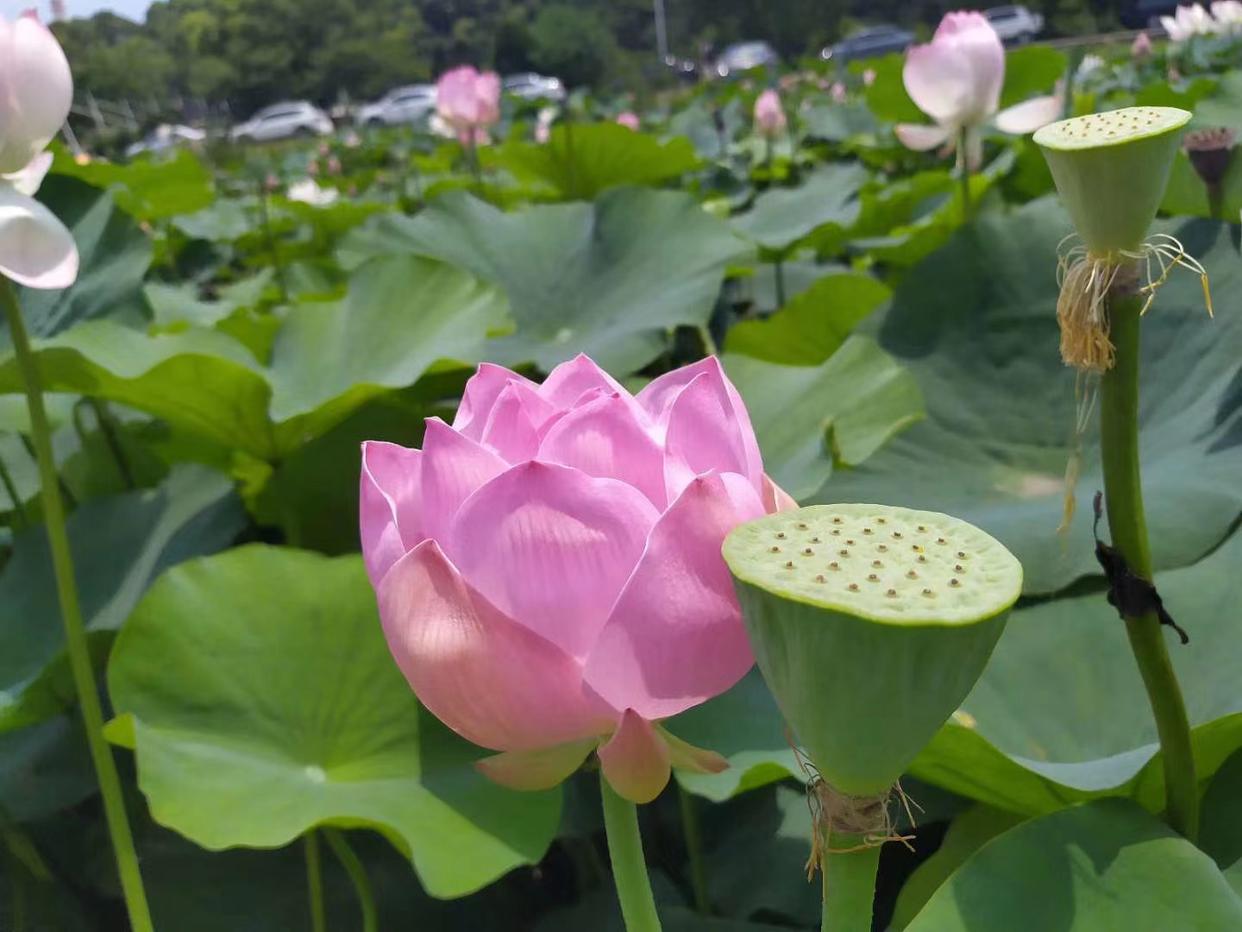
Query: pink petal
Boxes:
[
  {"xmin": 453, "ymin": 363, "xmax": 540, "ymax": 441},
  {"xmin": 436, "ymin": 65, "xmax": 482, "ymax": 129},
  {"xmin": 538, "ymin": 391, "xmax": 667, "ymax": 509},
  {"xmin": 583, "ymin": 473, "xmax": 764, "ymax": 720},
  {"xmin": 475, "ymin": 71, "xmax": 502, "ymax": 126},
  {"xmin": 659, "ymin": 726, "xmax": 728, "ymax": 775},
  {"xmin": 376, "ymin": 540, "xmax": 615, "ymax": 751},
  {"xmin": 598, "ymin": 710, "xmax": 671, "ymax": 804},
  {"xmin": 660, "ymin": 364, "xmax": 764, "ymax": 500},
  {"xmin": 995, "ymin": 94, "xmax": 1063, "ymax": 135},
  {"xmin": 447, "ymin": 461, "xmax": 659, "ymax": 660},
  {"xmin": 894, "ymin": 122, "xmax": 953, "ymax": 152},
  {"xmin": 0, "ymin": 187, "xmax": 78, "ymax": 289},
  {"xmin": 419, "ymin": 419, "xmax": 507, "ymax": 543},
  {"xmin": 477, "ymin": 380, "xmax": 558, "ymax": 463},
  {"xmin": 475, "ymin": 738, "xmax": 598, "ymax": 791},
  {"xmin": 903, "ymin": 41, "xmax": 977, "ymax": 125},
  {"xmin": 538, "ymin": 354, "xmax": 630, "ymax": 409},
  {"xmin": 360, "ymin": 440, "xmax": 423, "ymax": 586},
  {"xmin": 762, "ymin": 474, "xmax": 799, "ymax": 513}
]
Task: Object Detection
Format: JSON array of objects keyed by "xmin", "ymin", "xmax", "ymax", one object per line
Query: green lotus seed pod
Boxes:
[
  {"xmin": 723, "ymin": 504, "xmax": 1022, "ymax": 796},
  {"xmin": 1035, "ymin": 107, "xmax": 1191, "ymax": 254}
]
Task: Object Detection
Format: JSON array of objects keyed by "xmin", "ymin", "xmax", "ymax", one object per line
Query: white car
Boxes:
[
  {"xmin": 229, "ymin": 101, "xmax": 333, "ymax": 143},
  {"xmin": 502, "ymin": 73, "xmax": 566, "ymax": 102},
  {"xmin": 984, "ymin": 5, "xmax": 1045, "ymax": 43},
  {"xmin": 125, "ymin": 123, "xmax": 206, "ymax": 158},
  {"xmin": 356, "ymin": 84, "xmax": 437, "ymax": 128}
]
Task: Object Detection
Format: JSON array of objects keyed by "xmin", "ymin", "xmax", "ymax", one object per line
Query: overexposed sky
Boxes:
[{"xmin": 2, "ymin": 0, "xmax": 154, "ymax": 23}]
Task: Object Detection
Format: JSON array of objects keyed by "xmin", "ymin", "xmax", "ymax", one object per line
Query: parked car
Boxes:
[
  {"xmin": 124, "ymin": 123, "xmax": 206, "ymax": 159},
  {"xmin": 984, "ymin": 5, "xmax": 1045, "ymax": 43},
  {"xmin": 502, "ymin": 73, "xmax": 566, "ymax": 102},
  {"xmin": 714, "ymin": 41, "xmax": 779, "ymax": 77},
  {"xmin": 355, "ymin": 84, "xmax": 437, "ymax": 128},
  {"xmin": 229, "ymin": 101, "xmax": 332, "ymax": 143},
  {"xmin": 822, "ymin": 25, "xmax": 915, "ymax": 62}
]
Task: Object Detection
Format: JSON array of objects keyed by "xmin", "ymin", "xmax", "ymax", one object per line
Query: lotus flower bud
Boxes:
[
  {"xmin": 0, "ymin": 12, "xmax": 72, "ymax": 174},
  {"xmin": 753, "ymin": 89, "xmax": 786, "ymax": 138}
]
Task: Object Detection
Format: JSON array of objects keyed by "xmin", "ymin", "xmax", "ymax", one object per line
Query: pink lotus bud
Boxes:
[
  {"xmin": 0, "ymin": 12, "xmax": 72, "ymax": 174},
  {"xmin": 830, "ymin": 81, "xmax": 847, "ymax": 103},
  {"xmin": 615, "ymin": 111, "xmax": 640, "ymax": 131},
  {"xmin": 753, "ymin": 89, "xmax": 786, "ymax": 137},
  {"xmin": 1131, "ymin": 31, "xmax": 1153, "ymax": 58},
  {"xmin": 535, "ymin": 121, "xmax": 551, "ymax": 144},
  {"xmin": 863, "ymin": 68, "xmax": 877, "ymax": 87},
  {"xmin": 436, "ymin": 65, "xmax": 501, "ymax": 137},
  {"xmin": 0, "ymin": 14, "xmax": 77, "ymax": 289},
  {"xmin": 360, "ymin": 356, "xmax": 792, "ymax": 802},
  {"xmin": 327, "ymin": 156, "xmax": 341, "ymax": 175}
]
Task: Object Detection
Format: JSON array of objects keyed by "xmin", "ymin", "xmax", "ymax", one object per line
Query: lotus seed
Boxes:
[
  {"xmin": 803, "ymin": 548, "xmax": 814, "ymax": 555},
  {"xmin": 950, "ymin": 578, "xmax": 961, "ymax": 587},
  {"xmin": 878, "ymin": 544, "xmax": 888, "ymax": 552},
  {"xmin": 906, "ymin": 570, "xmax": 918, "ymax": 579},
  {"xmin": 770, "ymin": 546, "xmax": 780, "ymax": 553},
  {"xmin": 955, "ymin": 564, "xmax": 965, "ymax": 572},
  {"xmin": 785, "ymin": 561, "xmax": 794, "ymax": 569},
  {"xmin": 848, "ymin": 583, "xmax": 859, "ymax": 591},
  {"xmin": 922, "ymin": 588, "xmax": 934, "ymax": 596},
  {"xmin": 872, "ymin": 560, "xmax": 883, "ymax": 568},
  {"xmin": 777, "ymin": 532, "xmax": 786, "ymax": 539},
  {"xmin": 957, "ymin": 551, "xmax": 967, "ymax": 559},
  {"xmin": 863, "ymin": 527, "xmax": 873, "ymax": 535},
  {"xmin": 867, "ymin": 573, "xmax": 879, "ymax": 581},
  {"xmin": 829, "ymin": 561, "xmax": 840, "ymax": 570},
  {"xmin": 839, "ymin": 549, "xmax": 849, "ymax": 557},
  {"xmin": 886, "ymin": 589, "xmax": 897, "ymax": 597},
  {"xmin": 815, "ymin": 574, "xmax": 826, "ymax": 583}
]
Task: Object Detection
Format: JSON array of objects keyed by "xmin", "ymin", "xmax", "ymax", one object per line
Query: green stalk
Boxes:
[
  {"xmin": 958, "ymin": 128, "xmax": 972, "ymax": 221},
  {"xmin": 774, "ymin": 257, "xmax": 787, "ymax": 307},
  {"xmin": 1100, "ymin": 288, "xmax": 1199, "ymax": 842},
  {"xmin": 324, "ymin": 828, "xmax": 377, "ymax": 932},
  {"xmin": 256, "ymin": 182, "xmax": 290, "ymax": 304},
  {"xmin": 820, "ymin": 834, "xmax": 880, "ymax": 932},
  {"xmin": 87, "ymin": 398, "xmax": 135, "ymax": 490},
  {"xmin": 305, "ymin": 830, "xmax": 326, "ymax": 932},
  {"xmin": 0, "ymin": 279, "xmax": 154, "ymax": 932},
  {"xmin": 677, "ymin": 784, "xmax": 710, "ymax": 915},
  {"xmin": 600, "ymin": 774, "xmax": 663, "ymax": 932},
  {"xmin": 0, "ymin": 453, "xmax": 27, "ymax": 528}
]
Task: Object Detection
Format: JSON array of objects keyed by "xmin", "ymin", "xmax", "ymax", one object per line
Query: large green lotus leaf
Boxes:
[
  {"xmin": 907, "ymin": 800, "xmax": 1242, "ymax": 930},
  {"xmin": 50, "ymin": 148, "xmax": 215, "ymax": 221},
  {"xmin": 671, "ymin": 669, "xmax": 799, "ymax": 802},
  {"xmin": 825, "ymin": 200, "xmax": 1242, "ymax": 594},
  {"xmin": 890, "ymin": 805, "xmax": 1025, "ymax": 930},
  {"xmin": 106, "ymin": 545, "xmax": 561, "ymax": 898},
  {"xmin": 801, "ymin": 103, "xmax": 880, "ymax": 145},
  {"xmin": 725, "ymin": 271, "xmax": 891, "ymax": 365},
  {"xmin": 724, "ymin": 336, "xmax": 924, "ymax": 500},
  {"xmin": 911, "ymin": 525, "xmax": 1242, "ymax": 815},
  {"xmin": 488, "ymin": 123, "xmax": 700, "ymax": 199},
  {"xmin": 0, "ymin": 322, "xmax": 278, "ymax": 457},
  {"xmin": 0, "ymin": 713, "xmax": 94, "ymax": 821},
  {"xmin": 731, "ymin": 163, "xmax": 868, "ymax": 253},
  {"xmin": 1201, "ymin": 747, "xmax": 1242, "ymax": 896},
  {"xmin": 171, "ymin": 198, "xmax": 253, "ymax": 242},
  {"xmin": 0, "ymin": 465, "xmax": 243, "ymax": 732},
  {"xmin": 266, "ymin": 256, "xmax": 507, "ymax": 444},
  {"xmin": 338, "ymin": 188, "xmax": 747, "ymax": 374},
  {"xmin": 6, "ymin": 176, "xmax": 151, "ymax": 344}
]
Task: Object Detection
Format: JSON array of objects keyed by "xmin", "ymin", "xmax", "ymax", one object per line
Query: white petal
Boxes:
[
  {"xmin": 894, "ymin": 122, "xmax": 953, "ymax": 152},
  {"xmin": 995, "ymin": 95, "xmax": 1064, "ymax": 135},
  {"xmin": 3, "ymin": 152, "xmax": 52, "ymax": 197},
  {"xmin": 0, "ymin": 186, "xmax": 78, "ymax": 289}
]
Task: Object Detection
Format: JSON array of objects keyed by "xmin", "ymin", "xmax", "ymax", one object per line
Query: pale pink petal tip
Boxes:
[{"xmin": 598, "ymin": 710, "xmax": 672, "ymax": 804}]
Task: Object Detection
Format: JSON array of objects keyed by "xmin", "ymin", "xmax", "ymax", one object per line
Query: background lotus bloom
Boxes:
[
  {"xmin": 435, "ymin": 65, "xmax": 501, "ymax": 145},
  {"xmin": 0, "ymin": 12, "xmax": 77, "ymax": 289},
  {"xmin": 361, "ymin": 356, "xmax": 793, "ymax": 803},
  {"xmin": 895, "ymin": 11, "xmax": 1062, "ymax": 170},
  {"xmin": 1162, "ymin": 3, "xmax": 1218, "ymax": 40},
  {"xmin": 286, "ymin": 177, "xmax": 338, "ymax": 207},
  {"xmin": 1212, "ymin": 0, "xmax": 1242, "ymax": 30},
  {"xmin": 753, "ymin": 89, "xmax": 786, "ymax": 137},
  {"xmin": 1132, "ymin": 31, "xmax": 1154, "ymax": 58},
  {"xmin": 615, "ymin": 111, "xmax": 640, "ymax": 130}
]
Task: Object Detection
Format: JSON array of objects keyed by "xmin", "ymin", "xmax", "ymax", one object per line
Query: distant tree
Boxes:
[{"xmin": 530, "ymin": 4, "xmax": 619, "ymax": 88}]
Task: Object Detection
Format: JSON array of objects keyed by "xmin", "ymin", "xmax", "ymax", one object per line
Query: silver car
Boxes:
[
  {"xmin": 502, "ymin": 73, "xmax": 566, "ymax": 102},
  {"xmin": 356, "ymin": 84, "xmax": 437, "ymax": 128},
  {"xmin": 229, "ymin": 101, "xmax": 333, "ymax": 143},
  {"xmin": 984, "ymin": 5, "xmax": 1045, "ymax": 43}
]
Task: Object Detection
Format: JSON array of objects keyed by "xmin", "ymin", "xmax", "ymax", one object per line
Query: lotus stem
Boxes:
[
  {"xmin": 324, "ymin": 828, "xmax": 377, "ymax": 932},
  {"xmin": 774, "ymin": 257, "xmax": 787, "ymax": 307},
  {"xmin": 1099, "ymin": 284, "xmax": 1199, "ymax": 842},
  {"xmin": 820, "ymin": 833, "xmax": 880, "ymax": 932},
  {"xmin": 600, "ymin": 773, "xmax": 663, "ymax": 932},
  {"xmin": 88, "ymin": 398, "xmax": 135, "ymax": 490},
  {"xmin": 305, "ymin": 830, "xmax": 326, "ymax": 932},
  {"xmin": 677, "ymin": 784, "xmax": 710, "ymax": 915},
  {"xmin": 0, "ymin": 278, "xmax": 154, "ymax": 932},
  {"xmin": 958, "ymin": 127, "xmax": 972, "ymax": 220},
  {"xmin": 256, "ymin": 182, "xmax": 290, "ymax": 303},
  {"xmin": 0, "ymin": 453, "xmax": 26, "ymax": 528}
]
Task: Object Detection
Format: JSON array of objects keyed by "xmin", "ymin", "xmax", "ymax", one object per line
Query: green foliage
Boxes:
[{"xmin": 530, "ymin": 4, "xmax": 619, "ymax": 89}]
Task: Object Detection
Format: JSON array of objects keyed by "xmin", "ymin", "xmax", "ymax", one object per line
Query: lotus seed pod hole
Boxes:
[
  {"xmin": 724, "ymin": 504, "xmax": 1022, "ymax": 625},
  {"xmin": 1034, "ymin": 106, "xmax": 1190, "ymax": 152}
]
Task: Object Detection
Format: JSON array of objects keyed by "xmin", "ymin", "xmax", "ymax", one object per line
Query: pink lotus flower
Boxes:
[
  {"xmin": 895, "ymin": 11, "xmax": 1062, "ymax": 170},
  {"xmin": 361, "ymin": 355, "xmax": 794, "ymax": 803},
  {"xmin": 863, "ymin": 68, "xmax": 877, "ymax": 87},
  {"xmin": 753, "ymin": 89, "xmax": 786, "ymax": 137},
  {"xmin": 436, "ymin": 65, "xmax": 501, "ymax": 146},
  {"xmin": 0, "ymin": 12, "xmax": 77, "ymax": 289},
  {"xmin": 1132, "ymin": 31, "xmax": 1154, "ymax": 58},
  {"xmin": 830, "ymin": 81, "xmax": 847, "ymax": 103},
  {"xmin": 615, "ymin": 111, "xmax": 640, "ymax": 131}
]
